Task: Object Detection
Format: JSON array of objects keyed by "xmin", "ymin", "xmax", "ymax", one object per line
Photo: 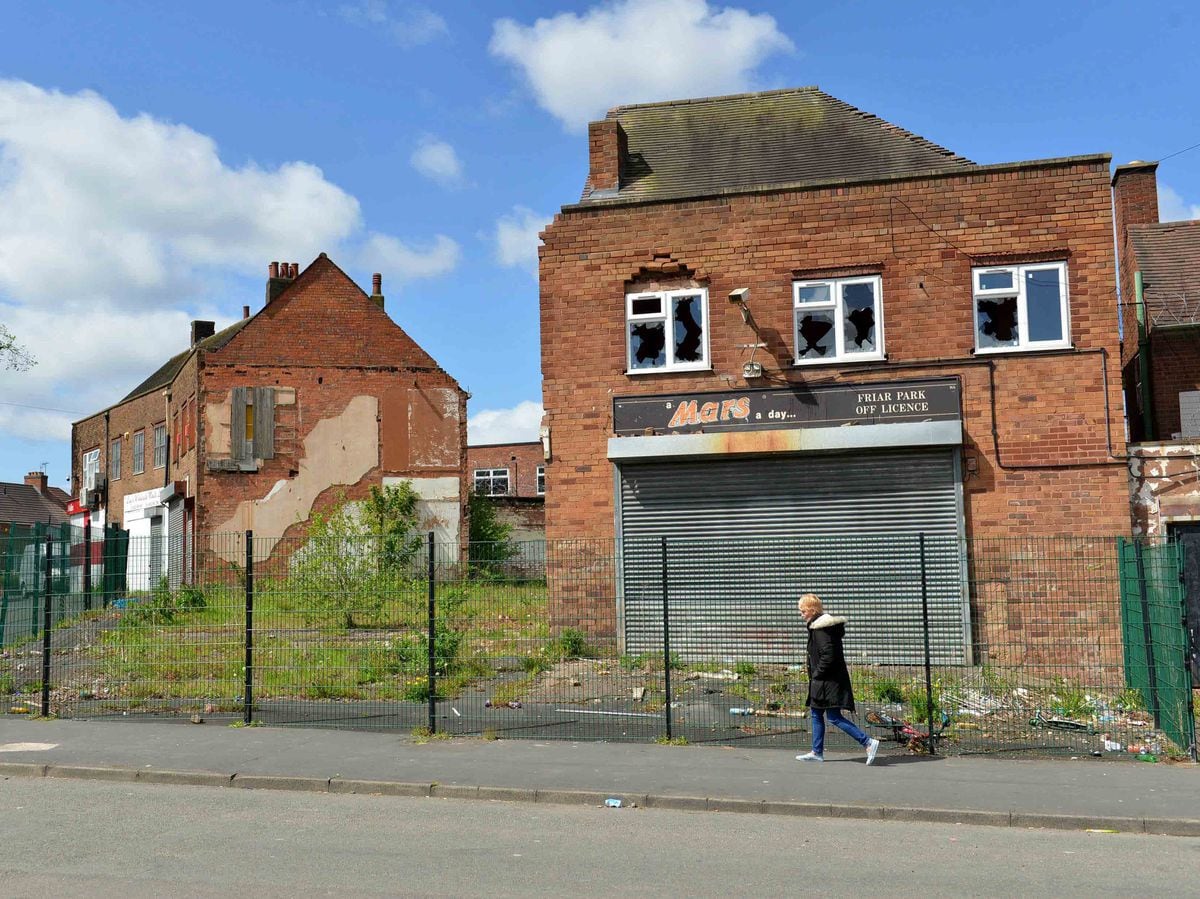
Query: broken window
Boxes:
[
  {"xmin": 82, "ymin": 448, "xmax": 100, "ymax": 491},
  {"xmin": 626, "ymin": 288, "xmax": 709, "ymax": 373},
  {"xmin": 973, "ymin": 262, "xmax": 1069, "ymax": 352},
  {"xmin": 536, "ymin": 465, "xmax": 545, "ymax": 496},
  {"xmin": 474, "ymin": 468, "xmax": 510, "ymax": 496},
  {"xmin": 793, "ymin": 276, "xmax": 884, "ymax": 364}
]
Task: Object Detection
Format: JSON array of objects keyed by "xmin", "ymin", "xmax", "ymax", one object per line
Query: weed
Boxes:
[
  {"xmin": 228, "ymin": 719, "xmax": 261, "ymax": 728},
  {"xmin": 481, "ymin": 728, "xmax": 499, "ymax": 741},
  {"xmin": 0, "ymin": 674, "xmax": 14, "ymax": 695},
  {"xmin": 521, "ymin": 654, "xmax": 552, "ymax": 675},
  {"xmin": 872, "ymin": 677, "xmax": 905, "ymax": 704},
  {"xmin": 1113, "ymin": 688, "xmax": 1145, "ymax": 713},
  {"xmin": 908, "ymin": 681, "xmax": 943, "ymax": 721},
  {"xmin": 733, "ymin": 661, "xmax": 757, "ymax": 677},
  {"xmin": 1050, "ymin": 679, "xmax": 1093, "ymax": 718},
  {"xmin": 654, "ymin": 735, "xmax": 688, "ymax": 746},
  {"xmin": 489, "ymin": 676, "xmax": 534, "ymax": 706},
  {"xmin": 546, "ymin": 628, "xmax": 594, "ymax": 661}
]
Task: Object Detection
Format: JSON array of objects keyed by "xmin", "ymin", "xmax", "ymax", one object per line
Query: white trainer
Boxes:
[
  {"xmin": 865, "ymin": 738, "xmax": 880, "ymax": 766},
  {"xmin": 795, "ymin": 752, "xmax": 824, "ymax": 762}
]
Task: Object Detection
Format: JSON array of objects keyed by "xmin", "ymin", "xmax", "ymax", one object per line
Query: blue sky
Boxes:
[{"xmin": 1, "ymin": 0, "xmax": 1197, "ymax": 492}]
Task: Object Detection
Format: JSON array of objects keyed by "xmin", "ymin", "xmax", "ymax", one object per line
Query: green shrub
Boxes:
[
  {"xmin": 909, "ymin": 683, "xmax": 943, "ymax": 721},
  {"xmin": 0, "ymin": 673, "xmax": 14, "ymax": 695},
  {"xmin": 546, "ymin": 628, "xmax": 594, "ymax": 661},
  {"xmin": 733, "ymin": 661, "xmax": 757, "ymax": 677},
  {"xmin": 872, "ymin": 677, "xmax": 905, "ymax": 704},
  {"xmin": 468, "ymin": 491, "xmax": 518, "ymax": 579},
  {"xmin": 1114, "ymin": 688, "xmax": 1145, "ymax": 712}
]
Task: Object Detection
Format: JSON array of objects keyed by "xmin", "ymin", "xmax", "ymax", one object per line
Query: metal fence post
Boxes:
[
  {"xmin": 427, "ymin": 531, "xmax": 436, "ymax": 734},
  {"xmin": 920, "ymin": 533, "xmax": 936, "ymax": 755},
  {"xmin": 662, "ymin": 536, "xmax": 673, "ymax": 741},
  {"xmin": 244, "ymin": 529, "xmax": 254, "ymax": 725},
  {"xmin": 41, "ymin": 535, "xmax": 52, "ymax": 717},
  {"xmin": 1133, "ymin": 540, "xmax": 1161, "ymax": 730},
  {"xmin": 1176, "ymin": 540, "xmax": 1198, "ymax": 762},
  {"xmin": 82, "ymin": 515, "xmax": 92, "ymax": 611}
]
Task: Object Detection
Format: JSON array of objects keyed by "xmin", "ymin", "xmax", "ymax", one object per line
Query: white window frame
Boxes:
[
  {"xmin": 83, "ymin": 448, "xmax": 100, "ymax": 491},
  {"xmin": 792, "ymin": 275, "xmax": 885, "ymax": 365},
  {"xmin": 132, "ymin": 430, "xmax": 145, "ymax": 475},
  {"xmin": 536, "ymin": 465, "xmax": 546, "ymax": 496},
  {"xmin": 625, "ymin": 288, "xmax": 710, "ymax": 374},
  {"xmin": 110, "ymin": 437, "xmax": 121, "ymax": 481},
  {"xmin": 473, "ymin": 468, "xmax": 510, "ymax": 496},
  {"xmin": 972, "ymin": 261, "xmax": 1071, "ymax": 354},
  {"xmin": 153, "ymin": 424, "xmax": 167, "ymax": 469}
]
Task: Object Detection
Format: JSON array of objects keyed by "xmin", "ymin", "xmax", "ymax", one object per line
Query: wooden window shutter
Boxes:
[
  {"xmin": 230, "ymin": 387, "xmax": 248, "ymax": 463},
  {"xmin": 253, "ymin": 387, "xmax": 275, "ymax": 459}
]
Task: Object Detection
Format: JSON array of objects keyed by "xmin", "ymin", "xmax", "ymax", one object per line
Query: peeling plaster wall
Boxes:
[
  {"xmin": 214, "ymin": 395, "xmax": 379, "ymax": 561},
  {"xmin": 1128, "ymin": 443, "xmax": 1200, "ymax": 536},
  {"xmin": 382, "ymin": 475, "xmax": 461, "ymax": 546}
]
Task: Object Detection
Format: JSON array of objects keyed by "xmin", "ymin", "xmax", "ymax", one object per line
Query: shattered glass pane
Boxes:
[
  {"xmin": 1026, "ymin": 269, "xmax": 1063, "ymax": 342},
  {"xmin": 977, "ymin": 296, "xmax": 1019, "ymax": 348},
  {"xmin": 797, "ymin": 283, "xmax": 832, "ymax": 304},
  {"xmin": 673, "ymin": 295, "xmax": 704, "ymax": 363},
  {"xmin": 629, "ymin": 321, "xmax": 666, "ymax": 369},
  {"xmin": 796, "ymin": 310, "xmax": 836, "ymax": 358},
  {"xmin": 630, "ymin": 296, "xmax": 661, "ymax": 316},
  {"xmin": 978, "ymin": 270, "xmax": 1014, "ymax": 291},
  {"xmin": 842, "ymin": 281, "xmax": 876, "ymax": 352}
]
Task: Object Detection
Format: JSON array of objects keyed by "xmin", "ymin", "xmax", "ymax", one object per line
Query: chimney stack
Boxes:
[
  {"xmin": 1112, "ymin": 161, "xmax": 1160, "ymax": 365},
  {"xmin": 370, "ymin": 272, "xmax": 385, "ymax": 310},
  {"xmin": 191, "ymin": 320, "xmax": 216, "ymax": 346},
  {"xmin": 586, "ymin": 118, "xmax": 626, "ymax": 197},
  {"xmin": 243, "ymin": 305, "xmax": 251, "ymax": 320},
  {"xmin": 266, "ymin": 260, "xmax": 298, "ymax": 305},
  {"xmin": 24, "ymin": 471, "xmax": 47, "ymax": 494}
]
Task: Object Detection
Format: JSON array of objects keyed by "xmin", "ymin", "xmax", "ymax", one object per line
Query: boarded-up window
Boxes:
[{"xmin": 230, "ymin": 386, "xmax": 275, "ymax": 467}]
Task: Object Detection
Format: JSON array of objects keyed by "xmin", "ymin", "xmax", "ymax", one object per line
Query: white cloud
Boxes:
[
  {"xmin": 489, "ymin": 0, "xmax": 793, "ymax": 132},
  {"xmin": 360, "ymin": 233, "xmax": 460, "ymax": 281},
  {"xmin": 468, "ymin": 400, "xmax": 543, "ymax": 445},
  {"xmin": 494, "ymin": 207, "xmax": 552, "ymax": 278},
  {"xmin": 1158, "ymin": 184, "xmax": 1200, "ymax": 223},
  {"xmin": 410, "ymin": 135, "xmax": 464, "ymax": 186},
  {"xmin": 0, "ymin": 80, "xmax": 458, "ymax": 448},
  {"xmin": 339, "ymin": 1, "xmax": 448, "ymax": 47}
]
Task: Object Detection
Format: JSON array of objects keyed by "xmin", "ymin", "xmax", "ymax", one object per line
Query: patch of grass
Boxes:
[
  {"xmin": 481, "ymin": 728, "xmax": 499, "ymax": 741},
  {"xmin": 908, "ymin": 680, "xmax": 943, "ymax": 722},
  {"xmin": 1050, "ymin": 679, "xmax": 1094, "ymax": 719},
  {"xmin": 545, "ymin": 628, "xmax": 595, "ymax": 661},
  {"xmin": 411, "ymin": 725, "xmax": 451, "ymax": 743},
  {"xmin": 489, "ymin": 676, "xmax": 534, "ymax": 706},
  {"xmin": 733, "ymin": 661, "xmax": 757, "ymax": 677},
  {"xmin": 0, "ymin": 674, "xmax": 14, "ymax": 695},
  {"xmin": 654, "ymin": 735, "xmax": 688, "ymax": 746},
  {"xmin": 871, "ymin": 677, "xmax": 905, "ymax": 704},
  {"xmin": 228, "ymin": 719, "xmax": 261, "ymax": 728},
  {"xmin": 1113, "ymin": 688, "xmax": 1145, "ymax": 713}
]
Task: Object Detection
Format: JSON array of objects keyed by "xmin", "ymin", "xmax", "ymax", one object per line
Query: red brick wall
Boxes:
[
  {"xmin": 467, "ymin": 442, "xmax": 545, "ymax": 497},
  {"xmin": 1112, "ymin": 163, "xmax": 1159, "ymax": 369},
  {"xmin": 196, "ymin": 255, "xmax": 468, "ymax": 546},
  {"xmin": 1147, "ymin": 327, "xmax": 1200, "ymax": 438},
  {"xmin": 539, "ymin": 156, "xmax": 1130, "ymax": 637}
]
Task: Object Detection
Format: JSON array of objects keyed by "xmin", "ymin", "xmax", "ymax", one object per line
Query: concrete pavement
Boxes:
[{"xmin": 1, "ymin": 717, "xmax": 1198, "ymax": 835}]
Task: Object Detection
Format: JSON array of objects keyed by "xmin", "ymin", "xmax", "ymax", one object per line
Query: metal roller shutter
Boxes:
[{"xmin": 618, "ymin": 448, "xmax": 969, "ymax": 665}]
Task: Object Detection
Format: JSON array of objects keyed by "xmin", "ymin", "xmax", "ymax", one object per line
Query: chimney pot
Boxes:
[
  {"xmin": 372, "ymin": 272, "xmax": 382, "ymax": 294},
  {"xmin": 290, "ymin": 262, "xmax": 298, "ymax": 278},
  {"xmin": 269, "ymin": 261, "xmax": 280, "ymax": 278},
  {"xmin": 243, "ymin": 305, "xmax": 250, "ymax": 320}
]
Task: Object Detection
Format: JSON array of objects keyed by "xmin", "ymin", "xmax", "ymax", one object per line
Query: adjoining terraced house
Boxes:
[
  {"xmin": 70, "ymin": 254, "xmax": 467, "ymax": 589},
  {"xmin": 538, "ymin": 87, "xmax": 1131, "ymax": 665}
]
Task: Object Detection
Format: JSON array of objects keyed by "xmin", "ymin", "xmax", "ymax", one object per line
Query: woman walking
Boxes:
[{"xmin": 796, "ymin": 593, "xmax": 880, "ymax": 764}]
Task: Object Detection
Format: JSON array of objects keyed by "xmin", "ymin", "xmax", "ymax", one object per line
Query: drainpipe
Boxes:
[{"xmin": 1136, "ymin": 271, "xmax": 1156, "ymax": 441}]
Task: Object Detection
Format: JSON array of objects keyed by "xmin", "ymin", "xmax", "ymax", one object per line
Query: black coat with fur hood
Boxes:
[{"xmin": 805, "ymin": 613, "xmax": 856, "ymax": 712}]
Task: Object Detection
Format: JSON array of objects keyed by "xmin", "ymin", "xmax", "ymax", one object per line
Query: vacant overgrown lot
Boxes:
[{"xmin": 1, "ymin": 575, "xmax": 1190, "ymax": 760}]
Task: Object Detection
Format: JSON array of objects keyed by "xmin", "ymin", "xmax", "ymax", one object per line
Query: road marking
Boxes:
[{"xmin": 0, "ymin": 742, "xmax": 59, "ymax": 752}]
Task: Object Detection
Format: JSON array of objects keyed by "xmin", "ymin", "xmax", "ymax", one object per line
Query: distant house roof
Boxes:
[
  {"xmin": 0, "ymin": 481, "xmax": 70, "ymax": 527},
  {"xmin": 120, "ymin": 318, "xmax": 252, "ymax": 404},
  {"xmin": 581, "ymin": 87, "xmax": 976, "ymax": 205},
  {"xmin": 1130, "ymin": 220, "xmax": 1200, "ymax": 327}
]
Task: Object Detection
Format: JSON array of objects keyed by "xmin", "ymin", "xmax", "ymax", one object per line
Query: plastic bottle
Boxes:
[{"xmin": 729, "ymin": 707, "xmax": 754, "ymax": 716}]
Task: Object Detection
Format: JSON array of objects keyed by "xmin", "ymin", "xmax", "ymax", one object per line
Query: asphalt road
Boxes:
[{"xmin": 2, "ymin": 778, "xmax": 1198, "ymax": 897}]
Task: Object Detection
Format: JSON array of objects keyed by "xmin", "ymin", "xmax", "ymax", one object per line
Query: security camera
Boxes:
[{"xmin": 728, "ymin": 287, "xmax": 750, "ymax": 304}]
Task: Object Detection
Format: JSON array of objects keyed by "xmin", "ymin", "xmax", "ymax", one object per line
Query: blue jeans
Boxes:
[{"xmin": 811, "ymin": 707, "xmax": 870, "ymax": 756}]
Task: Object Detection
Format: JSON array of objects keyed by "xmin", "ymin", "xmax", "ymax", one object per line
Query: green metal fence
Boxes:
[
  {"xmin": 4, "ymin": 528, "xmax": 1196, "ymax": 761},
  {"xmin": 1119, "ymin": 538, "xmax": 1197, "ymax": 756}
]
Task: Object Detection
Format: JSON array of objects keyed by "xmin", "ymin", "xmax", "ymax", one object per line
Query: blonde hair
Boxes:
[{"xmin": 798, "ymin": 593, "xmax": 823, "ymax": 614}]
